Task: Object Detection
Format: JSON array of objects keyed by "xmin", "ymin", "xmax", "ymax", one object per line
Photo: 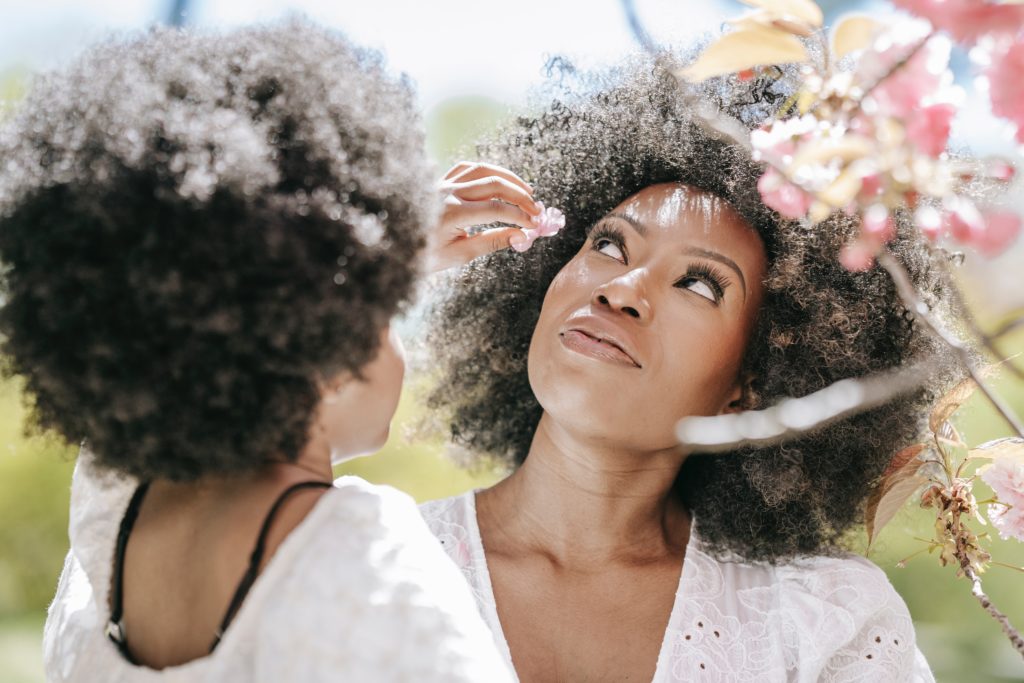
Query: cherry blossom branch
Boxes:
[
  {"xmin": 877, "ymin": 251, "xmax": 1024, "ymax": 438},
  {"xmin": 962, "ymin": 559, "xmax": 1024, "ymax": 657}
]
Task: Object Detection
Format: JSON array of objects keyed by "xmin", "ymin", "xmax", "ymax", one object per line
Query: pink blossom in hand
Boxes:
[
  {"xmin": 757, "ymin": 168, "xmax": 812, "ymax": 220},
  {"xmin": 894, "ymin": 0, "xmax": 1024, "ymax": 44},
  {"xmin": 980, "ymin": 455, "xmax": 1024, "ymax": 542},
  {"xmin": 533, "ymin": 202, "xmax": 566, "ymax": 237},
  {"xmin": 905, "ymin": 103, "xmax": 956, "ymax": 157},
  {"xmin": 988, "ymin": 40, "xmax": 1024, "ymax": 144},
  {"xmin": 511, "ymin": 201, "xmax": 566, "ymax": 253}
]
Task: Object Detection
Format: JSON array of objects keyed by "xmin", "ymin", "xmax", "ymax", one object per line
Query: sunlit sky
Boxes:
[{"xmin": 0, "ymin": 0, "xmax": 1020, "ymax": 158}]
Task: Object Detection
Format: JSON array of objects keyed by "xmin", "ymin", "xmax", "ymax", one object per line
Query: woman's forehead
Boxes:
[{"xmin": 612, "ymin": 183, "xmax": 755, "ymax": 243}]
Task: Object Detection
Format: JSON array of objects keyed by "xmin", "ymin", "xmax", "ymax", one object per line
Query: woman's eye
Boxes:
[
  {"xmin": 679, "ymin": 277, "xmax": 717, "ymax": 302},
  {"xmin": 595, "ymin": 238, "xmax": 625, "ymax": 262}
]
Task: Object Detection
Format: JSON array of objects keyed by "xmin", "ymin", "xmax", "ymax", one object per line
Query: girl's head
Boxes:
[
  {"xmin": 427, "ymin": 60, "xmax": 959, "ymax": 561},
  {"xmin": 0, "ymin": 20, "xmax": 432, "ymax": 481}
]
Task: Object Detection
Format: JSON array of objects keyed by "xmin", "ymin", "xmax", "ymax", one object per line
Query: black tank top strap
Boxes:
[
  {"xmin": 105, "ymin": 479, "xmax": 332, "ymax": 662},
  {"xmin": 209, "ymin": 480, "xmax": 333, "ymax": 652}
]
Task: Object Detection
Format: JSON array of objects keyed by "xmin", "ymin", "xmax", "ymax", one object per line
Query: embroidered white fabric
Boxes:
[
  {"xmin": 43, "ymin": 455, "xmax": 513, "ymax": 683},
  {"xmin": 420, "ymin": 492, "xmax": 936, "ymax": 683}
]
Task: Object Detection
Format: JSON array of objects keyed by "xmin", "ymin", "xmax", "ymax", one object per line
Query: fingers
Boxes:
[
  {"xmin": 449, "ymin": 176, "xmax": 540, "ymax": 217},
  {"xmin": 442, "ymin": 198, "xmax": 537, "ymax": 232},
  {"xmin": 444, "ymin": 227, "xmax": 528, "ymax": 265},
  {"xmin": 443, "ymin": 161, "xmax": 533, "ymax": 195}
]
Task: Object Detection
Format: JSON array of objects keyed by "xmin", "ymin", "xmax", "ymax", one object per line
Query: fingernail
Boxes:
[{"xmin": 510, "ymin": 233, "xmax": 532, "ymax": 253}]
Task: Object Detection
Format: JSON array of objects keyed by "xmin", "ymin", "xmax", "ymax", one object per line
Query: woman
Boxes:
[
  {"xmin": 0, "ymin": 22, "xmax": 517, "ymax": 681},
  {"xmin": 420, "ymin": 61, "xmax": 957, "ymax": 681}
]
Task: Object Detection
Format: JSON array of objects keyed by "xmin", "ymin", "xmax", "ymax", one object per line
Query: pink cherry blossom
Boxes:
[
  {"xmin": 840, "ymin": 241, "xmax": 876, "ymax": 271},
  {"xmin": 894, "ymin": 0, "xmax": 1024, "ymax": 44},
  {"xmin": 533, "ymin": 201, "xmax": 566, "ymax": 237},
  {"xmin": 980, "ymin": 455, "xmax": 1024, "ymax": 542},
  {"xmin": 867, "ymin": 34, "xmax": 951, "ymax": 118},
  {"xmin": 915, "ymin": 205, "xmax": 944, "ymax": 240},
  {"xmin": 975, "ymin": 211, "xmax": 1022, "ymax": 256},
  {"xmin": 861, "ymin": 205, "xmax": 896, "ymax": 244},
  {"xmin": 757, "ymin": 168, "xmax": 812, "ymax": 220},
  {"xmin": 905, "ymin": 103, "xmax": 956, "ymax": 157},
  {"xmin": 511, "ymin": 202, "xmax": 566, "ymax": 253},
  {"xmin": 947, "ymin": 198, "xmax": 985, "ymax": 243},
  {"xmin": 988, "ymin": 40, "xmax": 1024, "ymax": 144}
]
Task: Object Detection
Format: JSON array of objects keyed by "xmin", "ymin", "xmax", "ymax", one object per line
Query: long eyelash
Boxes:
[
  {"xmin": 677, "ymin": 262, "xmax": 729, "ymax": 302},
  {"xmin": 589, "ymin": 223, "xmax": 628, "ymax": 261}
]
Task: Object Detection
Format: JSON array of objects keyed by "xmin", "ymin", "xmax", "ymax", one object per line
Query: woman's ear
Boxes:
[{"xmin": 721, "ymin": 373, "xmax": 758, "ymax": 415}]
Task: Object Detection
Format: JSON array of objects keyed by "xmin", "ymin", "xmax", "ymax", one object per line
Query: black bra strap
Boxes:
[
  {"xmin": 106, "ymin": 479, "xmax": 332, "ymax": 662},
  {"xmin": 210, "ymin": 480, "xmax": 332, "ymax": 651},
  {"xmin": 106, "ymin": 481, "xmax": 151, "ymax": 664}
]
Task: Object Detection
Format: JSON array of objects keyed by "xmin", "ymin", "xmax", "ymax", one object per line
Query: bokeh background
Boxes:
[{"xmin": 1, "ymin": 1, "xmax": 1023, "ymax": 681}]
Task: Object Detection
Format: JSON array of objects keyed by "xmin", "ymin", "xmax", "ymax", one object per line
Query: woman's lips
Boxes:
[{"xmin": 559, "ymin": 329, "xmax": 641, "ymax": 368}]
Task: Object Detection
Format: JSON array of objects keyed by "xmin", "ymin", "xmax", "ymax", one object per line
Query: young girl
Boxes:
[{"xmin": 0, "ymin": 21, "xmax": 515, "ymax": 681}]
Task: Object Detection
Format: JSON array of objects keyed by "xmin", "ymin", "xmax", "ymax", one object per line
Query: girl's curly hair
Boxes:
[
  {"xmin": 0, "ymin": 20, "xmax": 433, "ymax": 482},
  {"xmin": 426, "ymin": 59, "xmax": 961, "ymax": 561}
]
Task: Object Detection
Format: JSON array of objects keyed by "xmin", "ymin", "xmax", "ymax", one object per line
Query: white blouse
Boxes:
[
  {"xmin": 420, "ymin": 492, "xmax": 936, "ymax": 683},
  {"xmin": 43, "ymin": 456, "xmax": 513, "ymax": 683}
]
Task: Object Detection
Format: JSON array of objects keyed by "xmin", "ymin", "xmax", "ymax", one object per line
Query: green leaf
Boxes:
[{"xmin": 678, "ymin": 26, "xmax": 810, "ymax": 82}]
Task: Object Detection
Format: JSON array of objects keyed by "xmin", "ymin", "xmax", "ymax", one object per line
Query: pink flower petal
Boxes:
[
  {"xmin": 861, "ymin": 205, "xmax": 896, "ymax": 244},
  {"xmin": 840, "ymin": 241, "xmax": 877, "ymax": 272},
  {"xmin": 977, "ymin": 211, "xmax": 1022, "ymax": 257},
  {"xmin": 905, "ymin": 103, "xmax": 956, "ymax": 157},
  {"xmin": 894, "ymin": 0, "xmax": 1024, "ymax": 44},
  {"xmin": 757, "ymin": 168, "xmax": 812, "ymax": 220},
  {"xmin": 988, "ymin": 40, "xmax": 1024, "ymax": 144}
]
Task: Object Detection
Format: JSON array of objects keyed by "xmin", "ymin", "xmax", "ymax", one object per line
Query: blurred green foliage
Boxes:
[{"xmin": 1, "ymin": 90, "xmax": 1023, "ymax": 683}]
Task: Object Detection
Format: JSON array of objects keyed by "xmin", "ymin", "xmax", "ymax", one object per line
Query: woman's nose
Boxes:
[{"xmin": 592, "ymin": 269, "xmax": 652, "ymax": 321}]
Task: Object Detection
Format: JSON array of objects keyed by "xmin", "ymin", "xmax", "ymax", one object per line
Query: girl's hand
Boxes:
[{"xmin": 429, "ymin": 162, "xmax": 541, "ymax": 272}]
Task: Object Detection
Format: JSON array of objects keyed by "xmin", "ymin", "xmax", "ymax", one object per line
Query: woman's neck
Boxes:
[{"xmin": 477, "ymin": 413, "xmax": 691, "ymax": 569}]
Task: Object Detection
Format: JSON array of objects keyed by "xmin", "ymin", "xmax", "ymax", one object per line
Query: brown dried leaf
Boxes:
[
  {"xmin": 928, "ymin": 363, "xmax": 1000, "ymax": 433},
  {"xmin": 678, "ymin": 26, "xmax": 809, "ymax": 82},
  {"xmin": 867, "ymin": 447, "xmax": 928, "ymax": 547},
  {"xmin": 741, "ymin": 0, "xmax": 824, "ymax": 27},
  {"xmin": 882, "ymin": 443, "xmax": 926, "ymax": 479},
  {"xmin": 968, "ymin": 437, "xmax": 1024, "ymax": 461},
  {"xmin": 832, "ymin": 16, "xmax": 881, "ymax": 60}
]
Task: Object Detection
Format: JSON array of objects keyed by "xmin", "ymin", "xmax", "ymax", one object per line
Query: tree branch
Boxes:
[{"xmin": 877, "ymin": 251, "xmax": 1024, "ymax": 438}]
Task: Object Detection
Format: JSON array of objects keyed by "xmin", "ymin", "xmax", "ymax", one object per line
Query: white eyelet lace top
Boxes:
[
  {"xmin": 420, "ymin": 492, "xmax": 936, "ymax": 683},
  {"xmin": 43, "ymin": 455, "xmax": 513, "ymax": 683}
]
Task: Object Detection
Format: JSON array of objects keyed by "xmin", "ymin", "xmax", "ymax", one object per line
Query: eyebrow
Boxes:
[{"xmin": 606, "ymin": 212, "xmax": 748, "ymax": 298}]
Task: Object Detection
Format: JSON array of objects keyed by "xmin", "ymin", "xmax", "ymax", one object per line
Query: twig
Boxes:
[
  {"xmin": 962, "ymin": 562, "xmax": 1024, "ymax": 658},
  {"xmin": 676, "ymin": 360, "xmax": 934, "ymax": 450},
  {"xmin": 877, "ymin": 251, "xmax": 1024, "ymax": 439}
]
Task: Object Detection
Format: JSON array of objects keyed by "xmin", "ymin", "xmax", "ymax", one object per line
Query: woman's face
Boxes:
[
  {"xmin": 319, "ymin": 326, "xmax": 406, "ymax": 464},
  {"xmin": 528, "ymin": 183, "xmax": 767, "ymax": 452}
]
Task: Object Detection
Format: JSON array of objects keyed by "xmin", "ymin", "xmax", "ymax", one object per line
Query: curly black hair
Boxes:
[
  {"xmin": 0, "ymin": 20, "xmax": 433, "ymax": 482},
  {"xmin": 426, "ymin": 59, "xmax": 962, "ymax": 561}
]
